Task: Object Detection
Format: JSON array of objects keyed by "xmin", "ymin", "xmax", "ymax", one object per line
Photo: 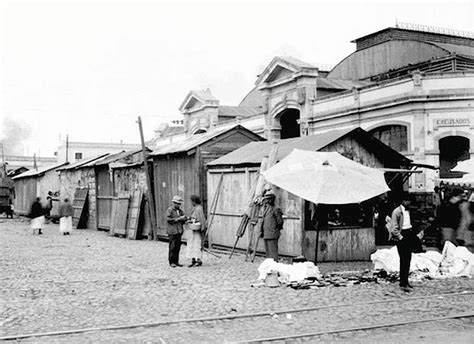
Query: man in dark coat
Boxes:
[
  {"xmin": 166, "ymin": 195, "xmax": 187, "ymax": 267},
  {"xmin": 260, "ymin": 190, "xmax": 284, "ymax": 261},
  {"xmin": 390, "ymin": 192, "xmax": 418, "ymax": 292}
]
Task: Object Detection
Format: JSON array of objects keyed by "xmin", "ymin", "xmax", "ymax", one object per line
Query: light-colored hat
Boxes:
[
  {"xmin": 264, "ymin": 190, "xmax": 276, "ymax": 198},
  {"xmin": 172, "ymin": 195, "xmax": 184, "ymax": 204}
]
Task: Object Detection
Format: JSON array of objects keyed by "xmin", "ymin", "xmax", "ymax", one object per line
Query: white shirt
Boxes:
[{"xmin": 400, "ymin": 205, "xmax": 412, "ymax": 230}]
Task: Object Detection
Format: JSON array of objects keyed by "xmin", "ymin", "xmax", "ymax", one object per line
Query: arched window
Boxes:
[
  {"xmin": 369, "ymin": 125, "xmax": 408, "ymax": 152},
  {"xmin": 193, "ymin": 129, "xmax": 207, "ymax": 135},
  {"xmin": 279, "ymin": 109, "xmax": 300, "ymax": 139},
  {"xmin": 439, "ymin": 136, "xmax": 470, "ymax": 178}
]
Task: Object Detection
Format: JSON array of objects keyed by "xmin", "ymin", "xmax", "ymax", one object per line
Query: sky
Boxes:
[{"xmin": 1, "ymin": 0, "xmax": 473, "ymax": 157}]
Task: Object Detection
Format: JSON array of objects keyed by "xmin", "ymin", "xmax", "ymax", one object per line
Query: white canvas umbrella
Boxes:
[
  {"xmin": 261, "ymin": 149, "xmax": 390, "ymax": 204},
  {"xmin": 452, "ymin": 159, "xmax": 474, "ymax": 174}
]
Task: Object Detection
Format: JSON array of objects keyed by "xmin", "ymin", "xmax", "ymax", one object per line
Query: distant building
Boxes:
[
  {"xmin": 159, "ymin": 23, "xmax": 474, "ymax": 192},
  {"xmin": 56, "ymin": 141, "xmax": 141, "ymax": 163},
  {"xmin": 3, "ymin": 155, "xmax": 57, "ymax": 172}
]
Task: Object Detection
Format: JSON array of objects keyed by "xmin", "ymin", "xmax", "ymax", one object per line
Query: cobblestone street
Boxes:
[{"xmin": 1, "ymin": 218, "xmax": 473, "ymax": 343}]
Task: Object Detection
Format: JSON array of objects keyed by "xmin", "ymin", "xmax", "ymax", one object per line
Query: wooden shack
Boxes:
[
  {"xmin": 79, "ymin": 150, "xmax": 146, "ymax": 231},
  {"xmin": 151, "ymin": 125, "xmax": 264, "ymax": 238},
  {"xmin": 207, "ymin": 127, "xmax": 411, "ymax": 262},
  {"xmin": 109, "ymin": 153, "xmax": 153, "ymax": 239},
  {"xmin": 13, "ymin": 162, "xmax": 68, "ymax": 216},
  {"xmin": 57, "ymin": 154, "xmax": 109, "ymax": 229}
]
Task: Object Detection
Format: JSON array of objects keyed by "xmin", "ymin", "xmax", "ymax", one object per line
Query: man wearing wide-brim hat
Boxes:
[
  {"xmin": 259, "ymin": 189, "xmax": 284, "ymax": 261},
  {"xmin": 166, "ymin": 195, "xmax": 187, "ymax": 267}
]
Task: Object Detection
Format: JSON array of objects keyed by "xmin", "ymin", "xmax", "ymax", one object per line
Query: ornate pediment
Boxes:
[
  {"xmin": 256, "ymin": 56, "xmax": 319, "ymax": 89},
  {"xmin": 179, "ymin": 89, "xmax": 219, "ymax": 114}
]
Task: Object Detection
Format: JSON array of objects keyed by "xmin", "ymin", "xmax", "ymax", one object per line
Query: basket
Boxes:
[{"xmin": 188, "ymin": 222, "xmax": 202, "ymax": 231}]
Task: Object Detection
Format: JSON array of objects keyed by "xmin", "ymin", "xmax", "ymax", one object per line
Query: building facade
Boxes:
[{"xmin": 168, "ymin": 24, "xmax": 474, "ymax": 193}]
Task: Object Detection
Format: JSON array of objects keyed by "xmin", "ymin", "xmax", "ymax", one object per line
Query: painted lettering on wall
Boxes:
[{"xmin": 434, "ymin": 118, "xmax": 470, "ymax": 128}]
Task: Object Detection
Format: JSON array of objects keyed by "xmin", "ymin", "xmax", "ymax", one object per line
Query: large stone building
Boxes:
[{"xmin": 164, "ymin": 24, "xmax": 474, "ymax": 193}]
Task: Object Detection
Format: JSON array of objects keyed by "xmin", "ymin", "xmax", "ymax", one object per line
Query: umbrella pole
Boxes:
[{"xmin": 315, "ymin": 227, "xmax": 320, "ymax": 263}]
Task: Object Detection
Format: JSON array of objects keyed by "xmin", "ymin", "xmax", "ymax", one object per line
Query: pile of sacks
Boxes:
[
  {"xmin": 371, "ymin": 241, "xmax": 474, "ymax": 278},
  {"xmin": 255, "ymin": 258, "xmax": 322, "ymax": 286}
]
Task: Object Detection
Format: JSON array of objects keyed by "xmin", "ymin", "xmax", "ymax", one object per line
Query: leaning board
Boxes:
[
  {"xmin": 110, "ymin": 196, "xmax": 130, "ymax": 236},
  {"xmin": 72, "ymin": 188, "xmax": 89, "ymax": 229},
  {"xmin": 127, "ymin": 190, "xmax": 143, "ymax": 240}
]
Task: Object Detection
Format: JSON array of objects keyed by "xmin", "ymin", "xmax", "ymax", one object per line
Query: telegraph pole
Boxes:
[
  {"xmin": 137, "ymin": 116, "xmax": 157, "ymax": 240},
  {"xmin": 65, "ymin": 134, "xmax": 69, "ymax": 163}
]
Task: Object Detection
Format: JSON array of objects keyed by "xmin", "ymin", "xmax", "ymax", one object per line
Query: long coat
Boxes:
[{"xmin": 260, "ymin": 204, "xmax": 284, "ymax": 240}]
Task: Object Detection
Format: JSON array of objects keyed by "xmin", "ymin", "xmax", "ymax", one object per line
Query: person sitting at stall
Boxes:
[{"xmin": 328, "ymin": 208, "xmax": 343, "ymax": 227}]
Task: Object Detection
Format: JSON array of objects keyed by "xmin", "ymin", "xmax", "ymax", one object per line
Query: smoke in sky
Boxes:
[{"xmin": 0, "ymin": 117, "xmax": 32, "ymax": 155}]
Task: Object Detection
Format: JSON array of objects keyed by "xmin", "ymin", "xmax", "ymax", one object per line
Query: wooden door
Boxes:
[
  {"xmin": 127, "ymin": 190, "xmax": 143, "ymax": 240},
  {"xmin": 72, "ymin": 188, "xmax": 89, "ymax": 228},
  {"xmin": 96, "ymin": 167, "xmax": 114, "ymax": 230}
]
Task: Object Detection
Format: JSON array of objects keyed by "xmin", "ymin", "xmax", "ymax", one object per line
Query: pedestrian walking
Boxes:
[
  {"xmin": 390, "ymin": 193, "xmax": 417, "ymax": 292},
  {"xmin": 259, "ymin": 190, "xmax": 284, "ymax": 261},
  {"xmin": 458, "ymin": 193, "xmax": 474, "ymax": 251},
  {"xmin": 58, "ymin": 198, "xmax": 74, "ymax": 235},
  {"xmin": 438, "ymin": 188, "xmax": 464, "ymax": 246},
  {"xmin": 186, "ymin": 195, "xmax": 207, "ymax": 267},
  {"xmin": 166, "ymin": 195, "xmax": 187, "ymax": 268},
  {"xmin": 29, "ymin": 197, "xmax": 45, "ymax": 235}
]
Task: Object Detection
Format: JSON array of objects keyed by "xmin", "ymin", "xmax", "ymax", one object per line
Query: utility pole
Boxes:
[
  {"xmin": 33, "ymin": 153, "xmax": 37, "ymax": 170},
  {"xmin": 137, "ymin": 116, "xmax": 157, "ymax": 240},
  {"xmin": 65, "ymin": 134, "xmax": 69, "ymax": 163}
]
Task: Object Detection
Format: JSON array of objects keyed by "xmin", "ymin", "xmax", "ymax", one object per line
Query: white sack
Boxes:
[{"xmin": 257, "ymin": 258, "xmax": 321, "ymax": 283}]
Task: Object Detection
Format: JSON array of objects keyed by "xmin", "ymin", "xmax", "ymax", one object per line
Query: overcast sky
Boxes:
[{"xmin": 1, "ymin": 0, "xmax": 473, "ymax": 157}]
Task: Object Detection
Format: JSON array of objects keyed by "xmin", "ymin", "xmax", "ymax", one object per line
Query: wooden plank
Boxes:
[
  {"xmin": 114, "ymin": 197, "xmax": 130, "ymax": 236},
  {"xmin": 109, "ymin": 198, "xmax": 119, "ymax": 236},
  {"xmin": 72, "ymin": 188, "xmax": 89, "ymax": 229},
  {"xmin": 127, "ymin": 190, "xmax": 143, "ymax": 240}
]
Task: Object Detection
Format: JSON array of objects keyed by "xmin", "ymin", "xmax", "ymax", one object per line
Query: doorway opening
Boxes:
[
  {"xmin": 279, "ymin": 109, "xmax": 300, "ymax": 139},
  {"xmin": 439, "ymin": 136, "xmax": 470, "ymax": 178}
]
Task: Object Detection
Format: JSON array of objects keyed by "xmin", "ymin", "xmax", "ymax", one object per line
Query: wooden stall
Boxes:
[
  {"xmin": 81, "ymin": 150, "xmax": 145, "ymax": 231},
  {"xmin": 110, "ymin": 155, "xmax": 153, "ymax": 239},
  {"xmin": 57, "ymin": 154, "xmax": 109, "ymax": 229},
  {"xmin": 151, "ymin": 125, "xmax": 264, "ymax": 238},
  {"xmin": 13, "ymin": 162, "xmax": 68, "ymax": 215},
  {"xmin": 207, "ymin": 127, "xmax": 411, "ymax": 262}
]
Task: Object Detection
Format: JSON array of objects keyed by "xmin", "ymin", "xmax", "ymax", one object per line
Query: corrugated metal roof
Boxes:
[
  {"xmin": 12, "ymin": 162, "xmax": 69, "ymax": 179},
  {"xmin": 81, "ymin": 149, "xmax": 144, "ymax": 167},
  {"xmin": 318, "ymin": 78, "xmax": 371, "ymax": 90},
  {"xmin": 56, "ymin": 154, "xmax": 110, "ymax": 171},
  {"xmin": 150, "ymin": 125, "xmax": 261, "ymax": 156},
  {"xmin": 208, "ymin": 128, "xmax": 356, "ymax": 166},
  {"xmin": 218, "ymin": 106, "xmax": 262, "ymax": 118},
  {"xmin": 208, "ymin": 127, "xmax": 410, "ymax": 167}
]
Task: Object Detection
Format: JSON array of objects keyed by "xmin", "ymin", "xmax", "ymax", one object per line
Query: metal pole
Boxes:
[
  {"xmin": 137, "ymin": 116, "xmax": 157, "ymax": 240},
  {"xmin": 65, "ymin": 134, "xmax": 69, "ymax": 163}
]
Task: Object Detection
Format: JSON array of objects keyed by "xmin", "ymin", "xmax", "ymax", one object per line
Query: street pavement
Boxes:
[{"xmin": 1, "ymin": 217, "xmax": 473, "ymax": 343}]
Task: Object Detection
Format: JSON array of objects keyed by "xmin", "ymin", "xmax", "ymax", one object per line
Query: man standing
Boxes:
[
  {"xmin": 390, "ymin": 193, "xmax": 416, "ymax": 292},
  {"xmin": 260, "ymin": 190, "xmax": 284, "ymax": 261},
  {"xmin": 166, "ymin": 196, "xmax": 187, "ymax": 268},
  {"xmin": 439, "ymin": 188, "xmax": 464, "ymax": 246}
]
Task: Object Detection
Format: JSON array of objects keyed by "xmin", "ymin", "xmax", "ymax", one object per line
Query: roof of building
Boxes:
[
  {"xmin": 80, "ymin": 149, "xmax": 146, "ymax": 168},
  {"xmin": 239, "ymin": 86, "xmax": 265, "ymax": 107},
  {"xmin": 12, "ymin": 162, "xmax": 69, "ymax": 179},
  {"xmin": 150, "ymin": 125, "xmax": 264, "ymax": 156},
  {"xmin": 317, "ymin": 78, "xmax": 371, "ymax": 89},
  {"xmin": 208, "ymin": 127, "xmax": 410, "ymax": 167},
  {"xmin": 217, "ymin": 106, "xmax": 263, "ymax": 118},
  {"xmin": 56, "ymin": 153, "xmax": 110, "ymax": 171}
]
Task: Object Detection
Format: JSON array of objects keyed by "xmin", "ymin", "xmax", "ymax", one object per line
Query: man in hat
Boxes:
[
  {"xmin": 260, "ymin": 189, "xmax": 284, "ymax": 261},
  {"xmin": 390, "ymin": 192, "xmax": 419, "ymax": 292},
  {"xmin": 166, "ymin": 195, "xmax": 187, "ymax": 267}
]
